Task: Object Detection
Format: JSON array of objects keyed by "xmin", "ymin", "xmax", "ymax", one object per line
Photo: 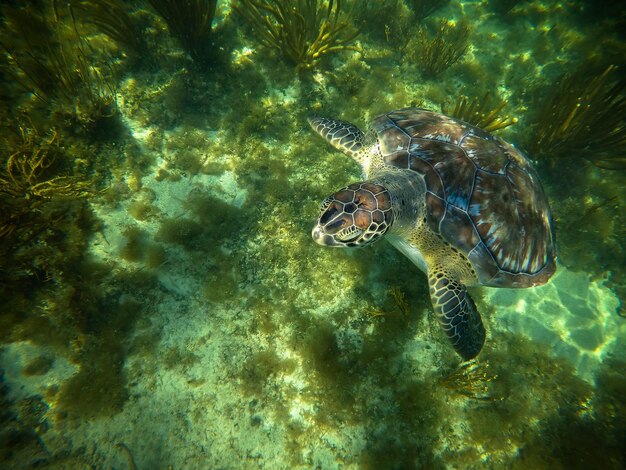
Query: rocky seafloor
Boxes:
[{"xmin": 1, "ymin": 0, "xmax": 625, "ymax": 468}]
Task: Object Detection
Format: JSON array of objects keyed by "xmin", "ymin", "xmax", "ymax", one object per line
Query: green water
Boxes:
[{"xmin": 1, "ymin": 1, "xmax": 624, "ymax": 468}]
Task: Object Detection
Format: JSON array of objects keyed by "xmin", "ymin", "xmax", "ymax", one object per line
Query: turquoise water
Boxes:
[{"xmin": 1, "ymin": 1, "xmax": 624, "ymax": 468}]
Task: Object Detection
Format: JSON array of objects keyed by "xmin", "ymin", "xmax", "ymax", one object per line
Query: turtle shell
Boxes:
[{"xmin": 371, "ymin": 108, "xmax": 556, "ymax": 288}]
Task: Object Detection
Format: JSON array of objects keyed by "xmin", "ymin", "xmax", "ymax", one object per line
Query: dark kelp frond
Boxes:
[
  {"xmin": 442, "ymin": 92, "xmax": 518, "ymax": 133},
  {"xmin": 488, "ymin": 0, "xmax": 526, "ymax": 16},
  {"xmin": 147, "ymin": 0, "xmax": 218, "ymax": 65},
  {"xmin": 233, "ymin": 0, "xmax": 360, "ymax": 70},
  {"xmin": 1, "ymin": 3, "xmax": 118, "ymax": 126},
  {"xmin": 1, "ymin": 4, "xmax": 65, "ymax": 103},
  {"xmin": 406, "ymin": 0, "xmax": 450, "ymax": 21},
  {"xmin": 69, "ymin": 0, "xmax": 148, "ymax": 63},
  {"xmin": 528, "ymin": 64, "xmax": 626, "ymax": 170}
]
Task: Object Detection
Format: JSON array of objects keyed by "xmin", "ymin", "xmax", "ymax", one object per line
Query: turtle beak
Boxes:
[
  {"xmin": 312, "ymin": 224, "xmax": 338, "ymax": 247},
  {"xmin": 312, "ymin": 225, "xmax": 326, "ymax": 245}
]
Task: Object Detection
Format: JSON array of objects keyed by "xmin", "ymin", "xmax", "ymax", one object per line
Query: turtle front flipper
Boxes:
[
  {"xmin": 308, "ymin": 117, "xmax": 365, "ymax": 160},
  {"xmin": 428, "ymin": 271, "xmax": 486, "ymax": 360}
]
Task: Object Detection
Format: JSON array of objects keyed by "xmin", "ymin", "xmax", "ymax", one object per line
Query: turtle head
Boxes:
[{"xmin": 312, "ymin": 182, "xmax": 394, "ymax": 248}]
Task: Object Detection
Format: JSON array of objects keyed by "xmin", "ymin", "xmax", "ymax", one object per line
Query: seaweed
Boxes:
[
  {"xmin": 233, "ymin": 0, "xmax": 360, "ymax": 70},
  {"xmin": 0, "ymin": 383, "xmax": 49, "ymax": 467},
  {"xmin": 0, "ymin": 5, "xmax": 58, "ymax": 102},
  {"xmin": 442, "ymin": 92, "xmax": 518, "ymax": 132},
  {"xmin": 488, "ymin": 0, "xmax": 526, "ymax": 16},
  {"xmin": 115, "ymin": 443, "xmax": 138, "ymax": 470},
  {"xmin": 0, "ymin": 128, "xmax": 91, "ymax": 203},
  {"xmin": 147, "ymin": 0, "xmax": 218, "ymax": 65},
  {"xmin": 69, "ymin": 0, "xmax": 148, "ymax": 65},
  {"xmin": 439, "ymin": 360, "xmax": 500, "ymax": 400},
  {"xmin": 0, "ymin": 127, "xmax": 92, "ymax": 241},
  {"xmin": 406, "ymin": 0, "xmax": 449, "ymax": 21},
  {"xmin": 367, "ymin": 285, "xmax": 415, "ymax": 323},
  {"xmin": 527, "ymin": 64, "xmax": 626, "ymax": 169},
  {"xmin": 390, "ymin": 286, "xmax": 411, "ymax": 323},
  {"xmin": 413, "ymin": 19, "xmax": 470, "ymax": 78},
  {"xmin": 352, "ymin": 0, "xmax": 411, "ymax": 52},
  {"xmin": 0, "ymin": 3, "xmax": 118, "ymax": 127}
]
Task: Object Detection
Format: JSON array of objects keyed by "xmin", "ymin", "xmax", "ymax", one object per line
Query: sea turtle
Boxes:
[{"xmin": 309, "ymin": 108, "xmax": 556, "ymax": 360}]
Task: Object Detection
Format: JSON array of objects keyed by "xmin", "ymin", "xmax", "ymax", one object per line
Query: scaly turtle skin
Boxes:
[{"xmin": 309, "ymin": 108, "xmax": 556, "ymax": 360}]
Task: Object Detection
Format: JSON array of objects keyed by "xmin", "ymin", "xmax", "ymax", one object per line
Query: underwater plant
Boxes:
[
  {"xmin": 390, "ymin": 286, "xmax": 411, "ymax": 323},
  {"xmin": 147, "ymin": 0, "xmax": 218, "ymax": 65},
  {"xmin": 7, "ymin": 40, "xmax": 115, "ymax": 116},
  {"xmin": 1, "ymin": 4, "xmax": 117, "ymax": 128},
  {"xmin": 0, "ymin": 126, "xmax": 92, "ymax": 243},
  {"xmin": 438, "ymin": 360, "xmax": 500, "ymax": 400},
  {"xmin": 406, "ymin": 0, "xmax": 449, "ymax": 20},
  {"xmin": 0, "ymin": 127, "xmax": 91, "ymax": 212},
  {"xmin": 527, "ymin": 64, "xmax": 626, "ymax": 170},
  {"xmin": 442, "ymin": 93, "xmax": 518, "ymax": 132},
  {"xmin": 488, "ymin": 0, "xmax": 526, "ymax": 16},
  {"xmin": 413, "ymin": 19, "xmax": 470, "ymax": 78},
  {"xmin": 69, "ymin": 0, "xmax": 148, "ymax": 64},
  {"xmin": 233, "ymin": 0, "xmax": 360, "ymax": 70}
]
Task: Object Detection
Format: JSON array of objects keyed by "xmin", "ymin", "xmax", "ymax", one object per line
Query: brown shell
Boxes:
[{"xmin": 373, "ymin": 108, "xmax": 556, "ymax": 287}]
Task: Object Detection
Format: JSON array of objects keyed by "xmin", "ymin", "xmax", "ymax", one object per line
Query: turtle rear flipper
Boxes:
[{"xmin": 428, "ymin": 271, "xmax": 486, "ymax": 360}]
